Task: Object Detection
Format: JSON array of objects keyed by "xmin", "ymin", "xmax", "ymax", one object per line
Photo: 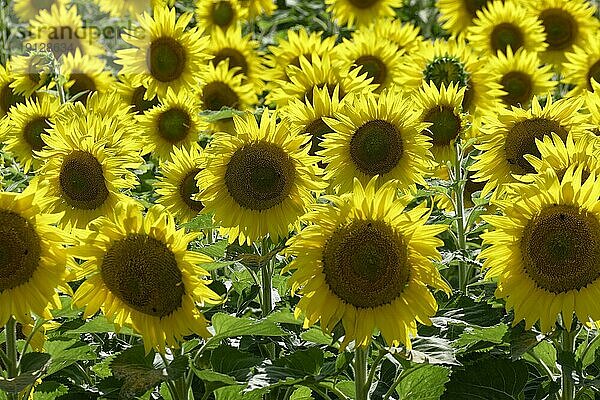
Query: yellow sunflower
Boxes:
[
  {"xmin": 238, "ymin": 0, "xmax": 276, "ymax": 20},
  {"xmin": 480, "ymin": 167, "xmax": 600, "ymax": 332},
  {"xmin": 0, "ymin": 182, "xmax": 70, "ymax": 326},
  {"xmin": 197, "ymin": 110, "xmax": 326, "ymax": 245},
  {"xmin": 72, "ymin": 201, "xmax": 220, "ymax": 353},
  {"xmin": 267, "ymin": 54, "xmax": 376, "ymax": 108},
  {"xmin": 284, "ymin": 177, "xmax": 451, "ymax": 349},
  {"xmin": 62, "ymin": 50, "xmax": 116, "ymax": 105},
  {"xmin": 487, "ymin": 47, "xmax": 556, "ymax": 108},
  {"xmin": 320, "ymin": 90, "xmax": 433, "ymax": 193},
  {"xmin": 283, "ymin": 85, "xmax": 343, "ymax": 161},
  {"xmin": 437, "ymin": 0, "xmax": 494, "ymax": 36},
  {"xmin": 524, "ymin": 0, "xmax": 599, "ymax": 66},
  {"xmin": 195, "ymin": 0, "xmax": 246, "ymax": 33},
  {"xmin": 357, "ymin": 18, "xmax": 423, "ymax": 57},
  {"xmin": 413, "ymin": 82, "xmax": 466, "ymax": 164},
  {"xmin": 1, "ymin": 64, "xmax": 28, "ymax": 118},
  {"xmin": 400, "ymin": 38, "xmax": 504, "ymax": 119},
  {"xmin": 470, "ymin": 95, "xmax": 592, "ymax": 197},
  {"xmin": 93, "ymin": 0, "xmax": 172, "ymax": 18},
  {"xmin": 116, "ymin": 75, "xmax": 160, "ymax": 115},
  {"xmin": 2, "ymin": 96, "xmax": 60, "ymax": 173},
  {"xmin": 155, "ymin": 145, "xmax": 205, "ymax": 224},
  {"xmin": 467, "ymin": 0, "xmax": 547, "ymax": 56},
  {"xmin": 325, "ymin": 0, "xmax": 402, "ymax": 27},
  {"xmin": 563, "ymin": 32, "xmax": 600, "ymax": 97},
  {"xmin": 116, "ymin": 6, "xmax": 211, "ymax": 99},
  {"xmin": 35, "ymin": 116, "xmax": 142, "ymax": 230},
  {"xmin": 583, "ymin": 81, "xmax": 600, "ymax": 141},
  {"xmin": 27, "ymin": 4, "xmax": 104, "ymax": 59},
  {"xmin": 333, "ymin": 29, "xmax": 404, "ymax": 93},
  {"xmin": 265, "ymin": 28, "xmax": 337, "ymax": 84},
  {"xmin": 9, "ymin": 53, "xmax": 54, "ymax": 97},
  {"xmin": 138, "ymin": 88, "xmax": 204, "ymax": 162},
  {"xmin": 12, "ymin": 0, "xmax": 67, "ymax": 22},
  {"xmin": 207, "ymin": 26, "xmax": 265, "ymax": 94}
]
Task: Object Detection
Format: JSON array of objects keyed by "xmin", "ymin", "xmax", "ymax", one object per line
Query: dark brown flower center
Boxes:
[
  {"xmin": 586, "ymin": 60, "xmax": 600, "ymax": 91},
  {"xmin": 157, "ymin": 108, "xmax": 192, "ymax": 143},
  {"xmin": 202, "ymin": 81, "xmax": 240, "ymax": 111},
  {"xmin": 131, "ymin": 85, "xmax": 159, "ymax": 115},
  {"xmin": 490, "ymin": 22, "xmax": 524, "ymax": 54},
  {"xmin": 212, "ymin": 1, "xmax": 235, "ymax": 28},
  {"xmin": 68, "ymin": 73, "xmax": 97, "ymax": 105},
  {"xmin": 540, "ymin": 8, "xmax": 578, "ymax": 51},
  {"xmin": 465, "ymin": 0, "xmax": 490, "ymax": 17},
  {"xmin": 147, "ymin": 37, "xmax": 187, "ymax": 83},
  {"xmin": 305, "ymin": 117, "xmax": 333, "ymax": 157},
  {"xmin": 179, "ymin": 168, "xmax": 204, "ymax": 212},
  {"xmin": 23, "ymin": 116, "xmax": 50, "ymax": 151},
  {"xmin": 350, "ymin": 119, "xmax": 403, "ymax": 176},
  {"xmin": 213, "ymin": 48, "xmax": 248, "ymax": 76},
  {"xmin": 423, "ymin": 105, "xmax": 461, "ymax": 147},
  {"xmin": 347, "ymin": 0, "xmax": 379, "ymax": 9},
  {"xmin": 354, "ymin": 55, "xmax": 387, "ymax": 87},
  {"xmin": 500, "ymin": 71, "xmax": 533, "ymax": 106},
  {"xmin": 59, "ymin": 150, "xmax": 109, "ymax": 210},
  {"xmin": 0, "ymin": 84, "xmax": 26, "ymax": 116}
]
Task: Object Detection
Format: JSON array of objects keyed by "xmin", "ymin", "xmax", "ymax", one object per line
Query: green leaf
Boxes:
[
  {"xmin": 214, "ymin": 385, "xmax": 266, "ymax": 400},
  {"xmin": 442, "ymin": 358, "xmax": 529, "ymax": 400},
  {"xmin": 301, "ymin": 328, "xmax": 333, "ymax": 346},
  {"xmin": 248, "ymin": 348, "xmax": 325, "ymax": 391},
  {"xmin": 198, "ymin": 239, "xmax": 229, "ymax": 258},
  {"xmin": 577, "ymin": 332, "xmax": 600, "ymax": 369},
  {"xmin": 20, "ymin": 352, "xmax": 51, "ymax": 373},
  {"xmin": 409, "ymin": 336, "xmax": 460, "ymax": 366},
  {"xmin": 397, "ymin": 365, "xmax": 451, "ymax": 400},
  {"xmin": 200, "ymin": 108, "xmax": 244, "ymax": 122},
  {"xmin": 0, "ymin": 354, "xmax": 50, "ymax": 392},
  {"xmin": 290, "ymin": 386, "xmax": 313, "ymax": 399},
  {"xmin": 454, "ymin": 323, "xmax": 508, "ymax": 353},
  {"xmin": 194, "ymin": 369, "xmax": 237, "ymax": 385},
  {"xmin": 182, "ymin": 213, "xmax": 217, "ymax": 230},
  {"xmin": 210, "ymin": 345, "xmax": 261, "ymax": 381},
  {"xmin": 202, "ymin": 261, "xmax": 238, "ymax": 272},
  {"xmin": 44, "ymin": 338, "xmax": 96, "ymax": 375},
  {"xmin": 206, "ymin": 313, "xmax": 287, "ymax": 347},
  {"xmin": 68, "ymin": 315, "xmax": 136, "ymax": 335},
  {"xmin": 166, "ymin": 355, "xmax": 189, "ymax": 380},
  {"xmin": 31, "ymin": 381, "xmax": 69, "ymax": 400},
  {"xmin": 109, "ymin": 346, "xmax": 164, "ymax": 399}
]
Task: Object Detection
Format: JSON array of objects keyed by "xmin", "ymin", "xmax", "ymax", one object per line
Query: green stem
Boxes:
[
  {"xmin": 260, "ymin": 237, "xmax": 274, "ymax": 317},
  {"xmin": 453, "ymin": 141, "xmax": 468, "ymax": 293},
  {"xmin": 354, "ymin": 346, "xmax": 369, "ymax": 400},
  {"xmin": 20, "ymin": 319, "xmax": 46, "ymax": 357},
  {"xmin": 6, "ymin": 317, "xmax": 19, "ymax": 400},
  {"xmin": 0, "ymin": 0, "xmax": 8, "ymax": 66},
  {"xmin": 365, "ymin": 350, "xmax": 386, "ymax": 395},
  {"xmin": 561, "ymin": 328, "xmax": 576, "ymax": 400}
]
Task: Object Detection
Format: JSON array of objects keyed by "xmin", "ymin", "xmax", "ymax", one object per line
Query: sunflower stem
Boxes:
[
  {"xmin": 5, "ymin": 317, "xmax": 19, "ymax": 400},
  {"xmin": 560, "ymin": 327, "xmax": 576, "ymax": 400},
  {"xmin": 0, "ymin": 0, "xmax": 8, "ymax": 66},
  {"xmin": 453, "ymin": 141, "xmax": 468, "ymax": 293},
  {"xmin": 260, "ymin": 237, "xmax": 274, "ymax": 317},
  {"xmin": 354, "ymin": 346, "xmax": 369, "ymax": 400}
]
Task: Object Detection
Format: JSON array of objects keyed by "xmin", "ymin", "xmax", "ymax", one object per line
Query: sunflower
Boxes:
[
  {"xmin": 333, "ymin": 29, "xmax": 404, "ymax": 93},
  {"xmin": 116, "ymin": 6, "xmax": 211, "ymax": 99},
  {"xmin": 284, "ymin": 177, "xmax": 451, "ymax": 349},
  {"xmin": 27, "ymin": 4, "xmax": 104, "ymax": 58},
  {"xmin": 138, "ymin": 88, "xmax": 204, "ymax": 162},
  {"xmin": 413, "ymin": 82, "xmax": 466, "ymax": 164},
  {"xmin": 487, "ymin": 47, "xmax": 556, "ymax": 108},
  {"xmin": 207, "ymin": 26, "xmax": 265, "ymax": 94},
  {"xmin": 116, "ymin": 75, "xmax": 160, "ymax": 115},
  {"xmin": 437, "ymin": 0, "xmax": 494, "ymax": 36},
  {"xmin": 400, "ymin": 38, "xmax": 504, "ymax": 119},
  {"xmin": 481, "ymin": 167, "xmax": 600, "ymax": 332},
  {"xmin": 1, "ymin": 64, "xmax": 28, "ymax": 118},
  {"xmin": 0, "ymin": 182, "xmax": 70, "ymax": 326},
  {"xmin": 195, "ymin": 0, "xmax": 245, "ymax": 33},
  {"xmin": 62, "ymin": 50, "xmax": 116, "ymax": 105},
  {"xmin": 325, "ymin": 0, "xmax": 402, "ymax": 27},
  {"xmin": 563, "ymin": 32, "xmax": 600, "ymax": 97},
  {"xmin": 155, "ymin": 145, "xmax": 205, "ymax": 223},
  {"xmin": 35, "ymin": 116, "xmax": 142, "ymax": 230},
  {"xmin": 238, "ymin": 0, "xmax": 276, "ymax": 19},
  {"xmin": 72, "ymin": 201, "xmax": 220, "ymax": 353},
  {"xmin": 9, "ymin": 53, "xmax": 54, "ymax": 97},
  {"xmin": 283, "ymin": 85, "xmax": 343, "ymax": 162},
  {"xmin": 320, "ymin": 90, "xmax": 433, "ymax": 193},
  {"xmin": 2, "ymin": 96, "xmax": 60, "ymax": 173},
  {"xmin": 265, "ymin": 28, "xmax": 337, "ymax": 84},
  {"xmin": 470, "ymin": 95, "xmax": 592, "ymax": 197},
  {"xmin": 267, "ymin": 54, "xmax": 376, "ymax": 108},
  {"xmin": 524, "ymin": 0, "xmax": 599, "ymax": 66},
  {"xmin": 12, "ymin": 0, "xmax": 67, "ymax": 22},
  {"xmin": 197, "ymin": 110, "xmax": 326, "ymax": 245},
  {"xmin": 93, "ymin": 0, "xmax": 172, "ymax": 17},
  {"xmin": 197, "ymin": 60, "xmax": 257, "ymax": 134},
  {"xmin": 357, "ymin": 18, "xmax": 423, "ymax": 57},
  {"xmin": 467, "ymin": 0, "xmax": 547, "ymax": 56},
  {"xmin": 583, "ymin": 81, "xmax": 600, "ymax": 141}
]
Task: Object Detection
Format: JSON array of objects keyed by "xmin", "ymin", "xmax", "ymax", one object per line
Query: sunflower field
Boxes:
[{"xmin": 3, "ymin": 0, "xmax": 600, "ymax": 399}]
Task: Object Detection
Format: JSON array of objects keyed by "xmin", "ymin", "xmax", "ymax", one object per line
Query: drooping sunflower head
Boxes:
[
  {"xmin": 62, "ymin": 50, "xmax": 116, "ymax": 105},
  {"xmin": 524, "ymin": 0, "xmax": 599, "ymax": 66},
  {"xmin": 467, "ymin": 0, "xmax": 547, "ymax": 56},
  {"xmin": 285, "ymin": 177, "xmax": 451, "ymax": 349},
  {"xmin": 198, "ymin": 110, "xmax": 326, "ymax": 245},
  {"xmin": 325, "ymin": 0, "xmax": 403, "ymax": 27},
  {"xmin": 563, "ymin": 32, "xmax": 600, "ymax": 96},
  {"xmin": 72, "ymin": 201, "xmax": 221, "ymax": 353},
  {"xmin": 471, "ymin": 95, "xmax": 591, "ymax": 196},
  {"xmin": 413, "ymin": 81, "xmax": 466, "ymax": 164},
  {"xmin": 195, "ymin": 0, "xmax": 245, "ymax": 32},
  {"xmin": 488, "ymin": 47, "xmax": 556, "ymax": 108},
  {"xmin": 0, "ymin": 183, "xmax": 70, "ymax": 326},
  {"xmin": 155, "ymin": 145, "xmax": 206, "ymax": 223},
  {"xmin": 481, "ymin": 168, "xmax": 600, "ymax": 332},
  {"xmin": 3, "ymin": 95, "xmax": 60, "ymax": 173},
  {"xmin": 139, "ymin": 87, "xmax": 204, "ymax": 162},
  {"xmin": 321, "ymin": 90, "xmax": 434, "ymax": 193},
  {"xmin": 436, "ymin": 0, "xmax": 493, "ymax": 36},
  {"xmin": 116, "ymin": 6, "xmax": 210, "ymax": 98}
]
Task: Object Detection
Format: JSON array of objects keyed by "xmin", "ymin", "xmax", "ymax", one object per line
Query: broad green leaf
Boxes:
[
  {"xmin": 110, "ymin": 346, "xmax": 164, "ymax": 399},
  {"xmin": 198, "ymin": 239, "xmax": 229, "ymax": 258},
  {"xmin": 45, "ymin": 338, "xmax": 96, "ymax": 375},
  {"xmin": 397, "ymin": 365, "xmax": 451, "ymax": 400},
  {"xmin": 248, "ymin": 348, "xmax": 324, "ymax": 391},
  {"xmin": 0, "ymin": 353, "xmax": 50, "ymax": 392},
  {"xmin": 207, "ymin": 313, "xmax": 287, "ymax": 347},
  {"xmin": 166, "ymin": 355, "xmax": 189, "ymax": 380},
  {"xmin": 442, "ymin": 358, "xmax": 528, "ymax": 400},
  {"xmin": 182, "ymin": 213, "xmax": 217, "ymax": 230},
  {"xmin": 409, "ymin": 336, "xmax": 460, "ymax": 366},
  {"xmin": 20, "ymin": 352, "xmax": 51, "ymax": 373},
  {"xmin": 301, "ymin": 328, "xmax": 333, "ymax": 346},
  {"xmin": 68, "ymin": 315, "xmax": 136, "ymax": 335},
  {"xmin": 214, "ymin": 385, "xmax": 266, "ymax": 400},
  {"xmin": 454, "ymin": 323, "xmax": 508, "ymax": 353},
  {"xmin": 210, "ymin": 345, "xmax": 261, "ymax": 381},
  {"xmin": 290, "ymin": 386, "xmax": 313, "ymax": 399},
  {"xmin": 194, "ymin": 369, "xmax": 237, "ymax": 385},
  {"xmin": 31, "ymin": 381, "xmax": 69, "ymax": 400}
]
